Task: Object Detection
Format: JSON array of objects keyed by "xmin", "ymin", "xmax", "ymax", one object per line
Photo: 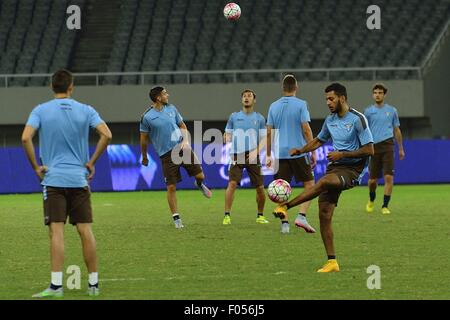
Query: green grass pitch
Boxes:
[{"xmin": 0, "ymin": 184, "xmax": 449, "ymax": 300}]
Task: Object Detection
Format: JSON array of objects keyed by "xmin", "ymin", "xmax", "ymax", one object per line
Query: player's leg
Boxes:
[
  {"xmin": 76, "ymin": 223, "xmax": 99, "ymax": 296},
  {"xmin": 366, "ymin": 152, "xmax": 381, "ymax": 213},
  {"xmin": 76, "ymin": 223, "xmax": 97, "ymax": 276},
  {"xmin": 247, "ymin": 163, "xmax": 268, "ymax": 224},
  {"xmin": 183, "ymin": 149, "xmax": 212, "ymax": 198},
  {"xmin": 295, "ymin": 179, "xmax": 316, "ymax": 233},
  {"xmin": 167, "ymin": 183, "xmax": 183, "ymax": 228},
  {"xmin": 381, "ymin": 150, "xmax": 395, "ymax": 214},
  {"xmin": 317, "ymin": 201, "xmax": 340, "ymax": 273},
  {"xmin": 68, "ymin": 187, "xmax": 99, "ymax": 295},
  {"xmin": 224, "ymin": 161, "xmax": 244, "ymax": 224},
  {"xmin": 224, "ymin": 180, "xmax": 238, "ymax": 224},
  {"xmin": 289, "ymin": 157, "xmax": 316, "ymax": 232},
  {"xmin": 274, "ymin": 160, "xmax": 293, "ymax": 232},
  {"xmin": 49, "ymin": 222, "xmax": 65, "ymax": 283},
  {"xmin": 162, "ymin": 154, "xmax": 185, "ymax": 227},
  {"xmin": 255, "ymin": 185, "xmax": 269, "ymax": 224},
  {"xmin": 33, "ymin": 187, "xmax": 66, "ymax": 298},
  {"xmin": 285, "ymin": 173, "xmax": 342, "ymax": 209}
]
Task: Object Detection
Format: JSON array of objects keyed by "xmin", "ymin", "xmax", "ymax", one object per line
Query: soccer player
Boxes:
[
  {"xmin": 223, "ymin": 89, "xmax": 268, "ymax": 225},
  {"xmin": 364, "ymin": 83, "xmax": 405, "ymax": 214},
  {"xmin": 22, "ymin": 69, "xmax": 112, "ymax": 297},
  {"xmin": 266, "ymin": 74, "xmax": 317, "ymax": 234},
  {"xmin": 273, "ymin": 83, "xmax": 374, "ymax": 272},
  {"xmin": 140, "ymin": 86, "xmax": 212, "ymax": 229}
]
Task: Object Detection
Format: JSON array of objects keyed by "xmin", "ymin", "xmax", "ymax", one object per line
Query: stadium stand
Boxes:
[
  {"xmin": 0, "ymin": 0, "xmax": 449, "ymax": 86},
  {"xmin": 0, "ymin": 0, "xmax": 86, "ymax": 86},
  {"xmin": 102, "ymin": 0, "xmax": 449, "ymax": 84}
]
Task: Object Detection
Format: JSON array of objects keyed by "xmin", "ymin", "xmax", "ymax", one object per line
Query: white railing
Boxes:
[{"xmin": 0, "ymin": 66, "xmax": 422, "ymax": 88}]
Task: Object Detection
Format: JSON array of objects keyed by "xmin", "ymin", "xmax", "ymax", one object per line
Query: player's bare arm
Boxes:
[
  {"xmin": 301, "ymin": 122, "xmax": 317, "ymax": 169},
  {"xmin": 266, "ymin": 125, "xmax": 273, "ymax": 167},
  {"xmin": 394, "ymin": 127, "xmax": 405, "ymax": 160},
  {"xmin": 327, "ymin": 143, "xmax": 374, "ymax": 162},
  {"xmin": 21, "ymin": 125, "xmax": 47, "ymax": 180},
  {"xmin": 223, "ymin": 132, "xmax": 231, "ymax": 144},
  {"xmin": 86, "ymin": 123, "xmax": 112, "ymax": 180},
  {"xmin": 178, "ymin": 121, "xmax": 190, "ymax": 149},
  {"xmin": 290, "ymin": 137, "xmax": 324, "ymax": 156},
  {"xmin": 140, "ymin": 132, "xmax": 150, "ymax": 166}
]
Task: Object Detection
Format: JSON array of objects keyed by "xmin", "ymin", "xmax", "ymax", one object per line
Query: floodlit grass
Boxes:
[{"xmin": 1, "ymin": 185, "xmax": 449, "ymax": 300}]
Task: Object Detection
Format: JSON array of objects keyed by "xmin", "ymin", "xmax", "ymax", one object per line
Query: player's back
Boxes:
[
  {"xmin": 27, "ymin": 98, "xmax": 103, "ymax": 187},
  {"xmin": 267, "ymin": 96, "xmax": 310, "ymax": 159}
]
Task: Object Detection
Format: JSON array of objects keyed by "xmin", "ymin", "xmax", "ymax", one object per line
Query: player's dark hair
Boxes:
[
  {"xmin": 149, "ymin": 86, "xmax": 165, "ymax": 102},
  {"xmin": 51, "ymin": 69, "xmax": 73, "ymax": 93},
  {"xmin": 373, "ymin": 83, "xmax": 388, "ymax": 94},
  {"xmin": 241, "ymin": 89, "xmax": 256, "ymax": 99},
  {"xmin": 282, "ymin": 74, "xmax": 297, "ymax": 92},
  {"xmin": 325, "ymin": 83, "xmax": 347, "ymax": 100}
]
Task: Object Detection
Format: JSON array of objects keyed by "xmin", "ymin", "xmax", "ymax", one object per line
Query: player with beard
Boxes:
[
  {"xmin": 273, "ymin": 83, "xmax": 374, "ymax": 272},
  {"xmin": 223, "ymin": 89, "xmax": 268, "ymax": 225}
]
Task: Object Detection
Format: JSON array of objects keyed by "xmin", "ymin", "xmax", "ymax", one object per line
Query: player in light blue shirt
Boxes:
[
  {"xmin": 140, "ymin": 86, "xmax": 212, "ymax": 229},
  {"xmin": 364, "ymin": 83, "xmax": 405, "ymax": 214},
  {"xmin": 274, "ymin": 83, "xmax": 374, "ymax": 273},
  {"xmin": 223, "ymin": 89, "xmax": 268, "ymax": 225},
  {"xmin": 22, "ymin": 69, "xmax": 112, "ymax": 298},
  {"xmin": 266, "ymin": 75, "xmax": 316, "ymax": 234}
]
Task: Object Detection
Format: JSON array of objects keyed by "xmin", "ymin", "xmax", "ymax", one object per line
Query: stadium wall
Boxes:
[
  {"xmin": 423, "ymin": 31, "xmax": 450, "ymax": 138},
  {"xmin": 0, "ymin": 80, "xmax": 424, "ymax": 125}
]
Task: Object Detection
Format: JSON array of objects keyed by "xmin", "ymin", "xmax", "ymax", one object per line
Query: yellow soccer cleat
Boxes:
[
  {"xmin": 381, "ymin": 207, "xmax": 391, "ymax": 215},
  {"xmin": 223, "ymin": 215, "xmax": 231, "ymax": 225},
  {"xmin": 317, "ymin": 259, "xmax": 340, "ymax": 273},
  {"xmin": 272, "ymin": 205, "xmax": 288, "ymax": 219},
  {"xmin": 256, "ymin": 215, "xmax": 269, "ymax": 224},
  {"xmin": 366, "ymin": 201, "xmax": 374, "ymax": 213}
]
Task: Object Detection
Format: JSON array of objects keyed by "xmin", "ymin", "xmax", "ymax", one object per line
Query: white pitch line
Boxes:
[{"xmin": 99, "ymin": 278, "xmax": 146, "ymax": 282}]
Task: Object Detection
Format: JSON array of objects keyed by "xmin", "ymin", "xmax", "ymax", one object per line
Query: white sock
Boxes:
[
  {"xmin": 51, "ymin": 272, "xmax": 63, "ymax": 286},
  {"xmin": 88, "ymin": 272, "xmax": 98, "ymax": 286}
]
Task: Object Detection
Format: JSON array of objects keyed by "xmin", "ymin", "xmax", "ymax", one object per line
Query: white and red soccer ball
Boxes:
[
  {"xmin": 223, "ymin": 3, "xmax": 241, "ymax": 21},
  {"xmin": 267, "ymin": 179, "xmax": 292, "ymax": 203}
]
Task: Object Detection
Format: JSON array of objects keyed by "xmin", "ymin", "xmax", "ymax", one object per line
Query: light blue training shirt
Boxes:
[
  {"xmin": 364, "ymin": 103, "xmax": 400, "ymax": 144},
  {"xmin": 317, "ymin": 108, "xmax": 374, "ymax": 165},
  {"xmin": 26, "ymin": 98, "xmax": 104, "ymax": 187},
  {"xmin": 267, "ymin": 96, "xmax": 311, "ymax": 159},
  {"xmin": 225, "ymin": 110, "xmax": 266, "ymax": 154},
  {"xmin": 140, "ymin": 104, "xmax": 184, "ymax": 157}
]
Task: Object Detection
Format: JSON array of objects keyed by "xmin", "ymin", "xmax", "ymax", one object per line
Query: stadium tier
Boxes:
[{"xmin": 0, "ymin": 0, "xmax": 449, "ymax": 86}]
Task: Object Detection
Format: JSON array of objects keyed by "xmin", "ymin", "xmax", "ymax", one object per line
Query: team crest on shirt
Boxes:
[
  {"xmin": 168, "ymin": 112, "xmax": 175, "ymax": 117},
  {"xmin": 344, "ymin": 123, "xmax": 353, "ymax": 131},
  {"xmin": 385, "ymin": 112, "xmax": 390, "ymax": 116},
  {"xmin": 253, "ymin": 120, "xmax": 257, "ymax": 126}
]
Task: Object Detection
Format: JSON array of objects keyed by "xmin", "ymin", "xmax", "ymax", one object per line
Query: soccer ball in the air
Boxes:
[
  {"xmin": 267, "ymin": 179, "xmax": 292, "ymax": 203},
  {"xmin": 223, "ymin": 3, "xmax": 241, "ymax": 21}
]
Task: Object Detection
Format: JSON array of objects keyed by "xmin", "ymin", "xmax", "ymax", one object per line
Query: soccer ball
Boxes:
[
  {"xmin": 267, "ymin": 179, "xmax": 292, "ymax": 203},
  {"xmin": 223, "ymin": 2, "xmax": 241, "ymax": 21}
]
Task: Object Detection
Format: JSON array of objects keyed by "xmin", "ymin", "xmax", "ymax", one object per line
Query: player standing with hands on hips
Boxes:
[{"xmin": 22, "ymin": 69, "xmax": 112, "ymax": 297}]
